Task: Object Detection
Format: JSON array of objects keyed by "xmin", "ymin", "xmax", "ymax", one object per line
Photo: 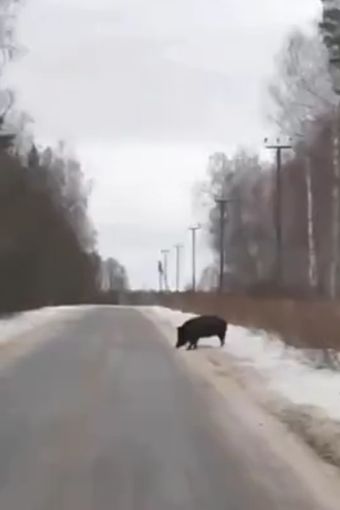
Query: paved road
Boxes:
[{"xmin": 0, "ymin": 307, "xmax": 335, "ymax": 509}]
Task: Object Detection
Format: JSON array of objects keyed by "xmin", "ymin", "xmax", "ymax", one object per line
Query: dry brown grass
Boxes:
[{"xmin": 159, "ymin": 292, "xmax": 340, "ymax": 350}]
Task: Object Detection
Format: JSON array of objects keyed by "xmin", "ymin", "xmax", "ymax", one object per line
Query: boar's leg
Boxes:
[{"xmin": 219, "ymin": 327, "xmax": 226, "ymax": 347}]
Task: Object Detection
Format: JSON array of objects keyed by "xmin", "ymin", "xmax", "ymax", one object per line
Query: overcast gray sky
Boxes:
[{"xmin": 6, "ymin": 0, "xmax": 320, "ymax": 288}]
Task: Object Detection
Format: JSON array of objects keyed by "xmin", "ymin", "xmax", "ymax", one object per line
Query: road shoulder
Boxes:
[{"xmin": 142, "ymin": 306, "xmax": 340, "ymax": 510}]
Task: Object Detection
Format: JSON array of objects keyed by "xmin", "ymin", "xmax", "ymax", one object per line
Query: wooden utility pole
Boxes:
[
  {"xmin": 265, "ymin": 139, "xmax": 292, "ymax": 284},
  {"xmin": 174, "ymin": 244, "xmax": 183, "ymax": 292},
  {"xmin": 215, "ymin": 198, "xmax": 235, "ymax": 293},
  {"xmin": 189, "ymin": 226, "xmax": 201, "ymax": 292},
  {"xmin": 161, "ymin": 249, "xmax": 170, "ymax": 291},
  {"xmin": 158, "ymin": 260, "xmax": 163, "ymax": 292}
]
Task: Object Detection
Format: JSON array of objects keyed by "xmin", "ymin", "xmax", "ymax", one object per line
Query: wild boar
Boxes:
[{"xmin": 176, "ymin": 315, "xmax": 227, "ymax": 350}]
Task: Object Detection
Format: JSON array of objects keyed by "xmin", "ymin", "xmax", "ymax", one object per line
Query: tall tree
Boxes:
[
  {"xmin": 320, "ymin": 0, "xmax": 340, "ymax": 297},
  {"xmin": 268, "ymin": 26, "xmax": 337, "ymax": 294},
  {"xmin": 203, "ymin": 150, "xmax": 274, "ymax": 291},
  {"xmin": 102, "ymin": 258, "xmax": 129, "ymax": 292},
  {"xmin": 0, "ymin": 143, "xmax": 110, "ymax": 310},
  {"xmin": 268, "ymin": 28, "xmax": 336, "ymax": 137}
]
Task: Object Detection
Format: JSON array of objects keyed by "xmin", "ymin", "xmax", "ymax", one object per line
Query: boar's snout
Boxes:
[{"xmin": 176, "ymin": 327, "xmax": 186, "ymax": 349}]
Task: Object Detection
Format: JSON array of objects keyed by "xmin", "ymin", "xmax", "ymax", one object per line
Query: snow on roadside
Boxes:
[
  {"xmin": 147, "ymin": 306, "xmax": 340, "ymax": 420},
  {"xmin": 0, "ymin": 306, "xmax": 89, "ymax": 344},
  {"xmin": 145, "ymin": 306, "xmax": 340, "ymax": 467}
]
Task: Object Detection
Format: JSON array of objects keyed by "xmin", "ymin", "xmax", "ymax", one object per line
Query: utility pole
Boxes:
[
  {"xmin": 265, "ymin": 138, "xmax": 292, "ymax": 285},
  {"xmin": 158, "ymin": 260, "xmax": 163, "ymax": 292},
  {"xmin": 215, "ymin": 198, "xmax": 235, "ymax": 293},
  {"xmin": 174, "ymin": 244, "xmax": 183, "ymax": 292},
  {"xmin": 161, "ymin": 249, "xmax": 170, "ymax": 291},
  {"xmin": 189, "ymin": 225, "xmax": 201, "ymax": 292}
]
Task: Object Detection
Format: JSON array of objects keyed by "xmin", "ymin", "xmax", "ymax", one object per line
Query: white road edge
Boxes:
[{"xmin": 0, "ymin": 306, "xmax": 94, "ymax": 370}]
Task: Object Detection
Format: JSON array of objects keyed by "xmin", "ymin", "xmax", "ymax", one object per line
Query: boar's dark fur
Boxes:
[{"xmin": 176, "ymin": 315, "xmax": 227, "ymax": 350}]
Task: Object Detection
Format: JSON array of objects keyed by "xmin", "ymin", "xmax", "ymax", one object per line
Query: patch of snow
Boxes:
[
  {"xmin": 0, "ymin": 306, "xmax": 90, "ymax": 344},
  {"xmin": 150, "ymin": 308, "xmax": 340, "ymax": 505},
  {"xmin": 224, "ymin": 327, "xmax": 340, "ymax": 423},
  {"xmin": 146, "ymin": 307, "xmax": 340, "ymax": 423}
]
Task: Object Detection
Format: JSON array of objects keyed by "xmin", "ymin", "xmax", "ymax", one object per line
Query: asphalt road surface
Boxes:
[{"xmin": 0, "ymin": 307, "xmax": 336, "ymax": 509}]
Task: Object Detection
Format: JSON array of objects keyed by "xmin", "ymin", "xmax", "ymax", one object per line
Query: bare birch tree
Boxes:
[
  {"xmin": 268, "ymin": 27, "xmax": 337, "ymax": 293},
  {"xmin": 319, "ymin": 0, "xmax": 340, "ymax": 297}
]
